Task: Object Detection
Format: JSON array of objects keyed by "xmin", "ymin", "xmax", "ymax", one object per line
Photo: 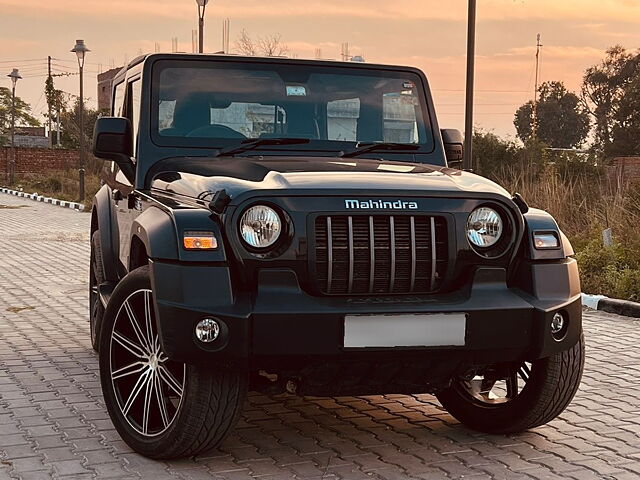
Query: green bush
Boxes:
[{"xmin": 575, "ymin": 237, "xmax": 640, "ymax": 301}]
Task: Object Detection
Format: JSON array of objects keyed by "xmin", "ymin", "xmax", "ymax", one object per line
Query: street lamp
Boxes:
[
  {"xmin": 195, "ymin": 0, "xmax": 210, "ymax": 53},
  {"xmin": 6, "ymin": 68, "xmax": 21, "ymax": 185},
  {"xmin": 463, "ymin": 0, "xmax": 476, "ymax": 171},
  {"xmin": 71, "ymin": 39, "xmax": 90, "ymax": 202}
]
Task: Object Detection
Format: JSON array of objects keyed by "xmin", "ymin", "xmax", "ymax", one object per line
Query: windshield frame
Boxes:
[{"xmin": 149, "ymin": 58, "xmax": 436, "ymax": 155}]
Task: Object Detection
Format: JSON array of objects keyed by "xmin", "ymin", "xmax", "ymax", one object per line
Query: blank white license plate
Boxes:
[{"xmin": 344, "ymin": 313, "xmax": 467, "ymax": 348}]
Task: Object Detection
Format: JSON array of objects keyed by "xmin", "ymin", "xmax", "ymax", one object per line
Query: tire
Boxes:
[
  {"xmin": 99, "ymin": 265, "xmax": 247, "ymax": 459},
  {"xmin": 436, "ymin": 333, "xmax": 585, "ymax": 434},
  {"xmin": 90, "ymin": 231, "xmax": 106, "ymax": 352}
]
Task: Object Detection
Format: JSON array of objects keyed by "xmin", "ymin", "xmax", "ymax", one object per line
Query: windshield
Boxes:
[{"xmin": 152, "ymin": 60, "xmax": 434, "ymax": 154}]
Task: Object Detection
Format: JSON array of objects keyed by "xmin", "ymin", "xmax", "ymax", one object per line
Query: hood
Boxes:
[{"xmin": 149, "ymin": 156, "xmax": 511, "ymax": 202}]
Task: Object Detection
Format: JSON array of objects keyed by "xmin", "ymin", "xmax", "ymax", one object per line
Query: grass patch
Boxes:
[{"xmin": 15, "ymin": 169, "xmax": 102, "ymax": 209}]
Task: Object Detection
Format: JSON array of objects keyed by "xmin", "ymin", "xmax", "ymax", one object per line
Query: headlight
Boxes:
[
  {"xmin": 466, "ymin": 207, "xmax": 503, "ymax": 248},
  {"xmin": 240, "ymin": 205, "xmax": 282, "ymax": 249}
]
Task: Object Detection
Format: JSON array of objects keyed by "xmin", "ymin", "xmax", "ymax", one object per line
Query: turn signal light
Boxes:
[
  {"xmin": 183, "ymin": 231, "xmax": 217, "ymax": 250},
  {"xmin": 533, "ymin": 232, "xmax": 559, "ymax": 250}
]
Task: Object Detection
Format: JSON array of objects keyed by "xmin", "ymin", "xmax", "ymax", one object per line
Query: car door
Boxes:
[{"xmin": 115, "ymin": 76, "xmax": 143, "ymax": 272}]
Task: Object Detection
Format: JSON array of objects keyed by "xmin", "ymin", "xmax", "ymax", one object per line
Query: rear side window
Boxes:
[{"xmin": 113, "ymin": 81, "xmax": 125, "ymax": 117}]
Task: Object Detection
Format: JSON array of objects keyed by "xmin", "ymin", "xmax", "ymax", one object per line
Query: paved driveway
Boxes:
[{"xmin": 1, "ymin": 194, "xmax": 639, "ymax": 480}]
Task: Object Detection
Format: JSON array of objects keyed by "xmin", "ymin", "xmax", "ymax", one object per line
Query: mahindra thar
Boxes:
[{"xmin": 90, "ymin": 53, "xmax": 584, "ymax": 459}]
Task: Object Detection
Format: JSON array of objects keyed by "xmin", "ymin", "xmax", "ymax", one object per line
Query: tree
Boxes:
[
  {"xmin": 0, "ymin": 87, "xmax": 40, "ymax": 145},
  {"xmin": 59, "ymin": 98, "xmax": 105, "ymax": 172},
  {"xmin": 611, "ymin": 73, "xmax": 640, "ymax": 156},
  {"xmin": 235, "ymin": 29, "xmax": 288, "ymax": 57},
  {"xmin": 514, "ymin": 81, "xmax": 590, "ymax": 148},
  {"xmin": 582, "ymin": 46, "xmax": 640, "ymax": 156}
]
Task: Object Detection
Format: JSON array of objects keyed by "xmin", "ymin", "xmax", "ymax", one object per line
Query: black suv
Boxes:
[{"xmin": 90, "ymin": 54, "xmax": 584, "ymax": 459}]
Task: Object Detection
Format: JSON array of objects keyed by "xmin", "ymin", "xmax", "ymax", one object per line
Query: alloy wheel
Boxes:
[
  {"xmin": 109, "ymin": 289, "xmax": 186, "ymax": 436},
  {"xmin": 461, "ymin": 362, "xmax": 532, "ymax": 405}
]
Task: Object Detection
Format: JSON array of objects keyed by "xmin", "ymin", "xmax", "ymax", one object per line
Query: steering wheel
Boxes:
[{"xmin": 185, "ymin": 124, "xmax": 246, "ymax": 139}]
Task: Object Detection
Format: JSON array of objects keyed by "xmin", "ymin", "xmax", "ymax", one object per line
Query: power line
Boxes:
[{"xmin": 0, "ymin": 58, "xmax": 47, "ymax": 64}]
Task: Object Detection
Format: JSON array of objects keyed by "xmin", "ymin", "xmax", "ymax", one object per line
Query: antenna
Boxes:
[
  {"xmin": 533, "ymin": 33, "xmax": 543, "ymax": 139},
  {"xmin": 315, "ymin": 48, "xmax": 322, "ymax": 60},
  {"xmin": 222, "ymin": 18, "xmax": 230, "ymax": 53},
  {"xmin": 154, "ymin": 42, "xmax": 160, "ymax": 53},
  {"xmin": 172, "ymin": 37, "xmax": 178, "ymax": 53},
  {"xmin": 341, "ymin": 42, "xmax": 350, "ymax": 61}
]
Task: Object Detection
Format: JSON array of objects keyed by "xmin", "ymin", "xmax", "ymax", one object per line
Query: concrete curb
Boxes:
[
  {"xmin": 582, "ymin": 293, "xmax": 640, "ymax": 318},
  {"xmin": 0, "ymin": 187, "xmax": 85, "ymax": 212}
]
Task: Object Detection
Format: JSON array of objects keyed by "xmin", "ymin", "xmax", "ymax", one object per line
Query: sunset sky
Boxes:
[{"xmin": 1, "ymin": 0, "xmax": 639, "ymax": 139}]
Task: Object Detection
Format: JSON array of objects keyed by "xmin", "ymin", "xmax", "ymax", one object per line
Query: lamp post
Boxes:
[
  {"xmin": 71, "ymin": 39, "xmax": 89, "ymax": 202},
  {"xmin": 6, "ymin": 68, "xmax": 21, "ymax": 185},
  {"xmin": 196, "ymin": 0, "xmax": 210, "ymax": 53},
  {"xmin": 463, "ymin": 0, "xmax": 476, "ymax": 171}
]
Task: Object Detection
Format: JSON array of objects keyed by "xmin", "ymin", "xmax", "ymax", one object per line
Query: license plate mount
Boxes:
[{"xmin": 344, "ymin": 313, "xmax": 467, "ymax": 348}]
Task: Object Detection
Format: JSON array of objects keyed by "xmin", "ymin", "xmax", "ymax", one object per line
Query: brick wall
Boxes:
[{"xmin": 0, "ymin": 147, "xmax": 79, "ymax": 175}]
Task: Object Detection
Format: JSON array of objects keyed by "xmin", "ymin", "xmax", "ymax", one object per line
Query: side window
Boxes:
[
  {"xmin": 327, "ymin": 98, "xmax": 360, "ymax": 141},
  {"xmin": 383, "ymin": 90, "xmax": 421, "ymax": 144},
  {"xmin": 113, "ymin": 81, "xmax": 125, "ymax": 117},
  {"xmin": 128, "ymin": 79, "xmax": 142, "ymax": 155}
]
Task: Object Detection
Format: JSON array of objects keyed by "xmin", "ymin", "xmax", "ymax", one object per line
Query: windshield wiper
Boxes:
[
  {"xmin": 340, "ymin": 142, "xmax": 421, "ymax": 158},
  {"xmin": 216, "ymin": 137, "xmax": 311, "ymax": 157}
]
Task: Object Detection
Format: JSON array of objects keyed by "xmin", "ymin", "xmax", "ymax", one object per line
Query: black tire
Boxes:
[
  {"xmin": 99, "ymin": 265, "xmax": 247, "ymax": 459},
  {"xmin": 436, "ymin": 334, "xmax": 585, "ymax": 434},
  {"xmin": 90, "ymin": 230, "xmax": 106, "ymax": 352}
]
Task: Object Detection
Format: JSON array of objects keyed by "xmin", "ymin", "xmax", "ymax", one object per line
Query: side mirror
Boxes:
[
  {"xmin": 93, "ymin": 117, "xmax": 135, "ymax": 181},
  {"xmin": 441, "ymin": 129, "xmax": 464, "ymax": 168}
]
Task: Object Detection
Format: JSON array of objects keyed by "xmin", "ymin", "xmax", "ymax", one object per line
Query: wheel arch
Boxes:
[
  {"xmin": 131, "ymin": 205, "xmax": 180, "ymax": 262},
  {"xmin": 92, "ymin": 185, "xmax": 119, "ymax": 282}
]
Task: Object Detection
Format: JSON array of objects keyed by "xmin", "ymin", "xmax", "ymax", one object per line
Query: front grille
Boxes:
[{"xmin": 314, "ymin": 215, "xmax": 448, "ymax": 295}]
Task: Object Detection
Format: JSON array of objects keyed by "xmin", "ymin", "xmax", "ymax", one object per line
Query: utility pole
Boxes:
[
  {"xmin": 463, "ymin": 0, "xmax": 476, "ymax": 171},
  {"xmin": 532, "ymin": 33, "xmax": 543, "ymax": 139},
  {"xmin": 48, "ymin": 56, "xmax": 53, "ymax": 147}
]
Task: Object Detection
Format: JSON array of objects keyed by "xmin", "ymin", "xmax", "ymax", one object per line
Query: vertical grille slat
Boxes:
[
  {"xmin": 347, "ymin": 216, "xmax": 354, "ymax": 294},
  {"xmin": 315, "ymin": 213, "xmax": 447, "ymax": 296},
  {"xmin": 389, "ymin": 216, "xmax": 396, "ymax": 293},
  {"xmin": 430, "ymin": 216, "xmax": 437, "ymax": 291},
  {"xmin": 368, "ymin": 216, "xmax": 375, "ymax": 293},
  {"xmin": 327, "ymin": 216, "xmax": 333, "ymax": 294},
  {"xmin": 410, "ymin": 216, "xmax": 416, "ymax": 292}
]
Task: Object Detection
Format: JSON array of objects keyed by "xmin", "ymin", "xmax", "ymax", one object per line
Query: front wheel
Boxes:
[
  {"xmin": 99, "ymin": 266, "xmax": 247, "ymax": 459},
  {"xmin": 436, "ymin": 334, "xmax": 584, "ymax": 434}
]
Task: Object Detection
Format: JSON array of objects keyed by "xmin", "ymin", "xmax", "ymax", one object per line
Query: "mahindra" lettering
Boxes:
[{"xmin": 345, "ymin": 199, "xmax": 419, "ymax": 210}]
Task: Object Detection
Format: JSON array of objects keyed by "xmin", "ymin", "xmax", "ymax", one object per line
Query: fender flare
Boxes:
[
  {"xmin": 131, "ymin": 206, "xmax": 180, "ymax": 261},
  {"xmin": 92, "ymin": 185, "xmax": 119, "ymax": 282}
]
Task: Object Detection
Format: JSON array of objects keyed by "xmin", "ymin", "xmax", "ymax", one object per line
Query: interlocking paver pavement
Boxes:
[{"xmin": 1, "ymin": 193, "xmax": 639, "ymax": 479}]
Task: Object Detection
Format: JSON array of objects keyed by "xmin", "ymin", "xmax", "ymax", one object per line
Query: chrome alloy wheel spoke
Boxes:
[
  {"xmin": 124, "ymin": 300, "xmax": 152, "ymax": 352},
  {"xmin": 141, "ymin": 370, "xmax": 154, "ymax": 435},
  {"xmin": 112, "ymin": 331, "xmax": 148, "ymax": 359},
  {"xmin": 122, "ymin": 368, "xmax": 152, "ymax": 417},
  {"xmin": 143, "ymin": 291, "xmax": 155, "ymax": 353},
  {"xmin": 158, "ymin": 365, "xmax": 184, "ymax": 397},
  {"xmin": 111, "ymin": 361, "xmax": 147, "ymax": 380}
]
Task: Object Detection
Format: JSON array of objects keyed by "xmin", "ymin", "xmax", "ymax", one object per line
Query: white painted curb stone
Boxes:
[{"xmin": 0, "ymin": 187, "xmax": 85, "ymax": 212}]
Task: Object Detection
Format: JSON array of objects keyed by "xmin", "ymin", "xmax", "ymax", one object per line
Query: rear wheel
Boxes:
[
  {"xmin": 99, "ymin": 266, "xmax": 247, "ymax": 459},
  {"xmin": 436, "ymin": 334, "xmax": 584, "ymax": 434}
]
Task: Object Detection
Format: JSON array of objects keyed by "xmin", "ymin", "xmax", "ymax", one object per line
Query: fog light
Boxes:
[
  {"xmin": 551, "ymin": 312, "xmax": 565, "ymax": 335},
  {"xmin": 195, "ymin": 318, "xmax": 220, "ymax": 343}
]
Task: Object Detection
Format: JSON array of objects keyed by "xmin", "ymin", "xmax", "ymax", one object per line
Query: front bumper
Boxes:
[{"xmin": 149, "ymin": 257, "xmax": 582, "ymax": 369}]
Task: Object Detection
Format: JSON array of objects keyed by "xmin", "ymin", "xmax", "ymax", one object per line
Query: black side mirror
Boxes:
[
  {"xmin": 93, "ymin": 117, "xmax": 135, "ymax": 181},
  {"xmin": 441, "ymin": 129, "xmax": 464, "ymax": 168}
]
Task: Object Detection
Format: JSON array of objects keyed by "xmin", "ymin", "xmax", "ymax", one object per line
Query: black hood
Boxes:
[{"xmin": 149, "ymin": 156, "xmax": 511, "ymax": 202}]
